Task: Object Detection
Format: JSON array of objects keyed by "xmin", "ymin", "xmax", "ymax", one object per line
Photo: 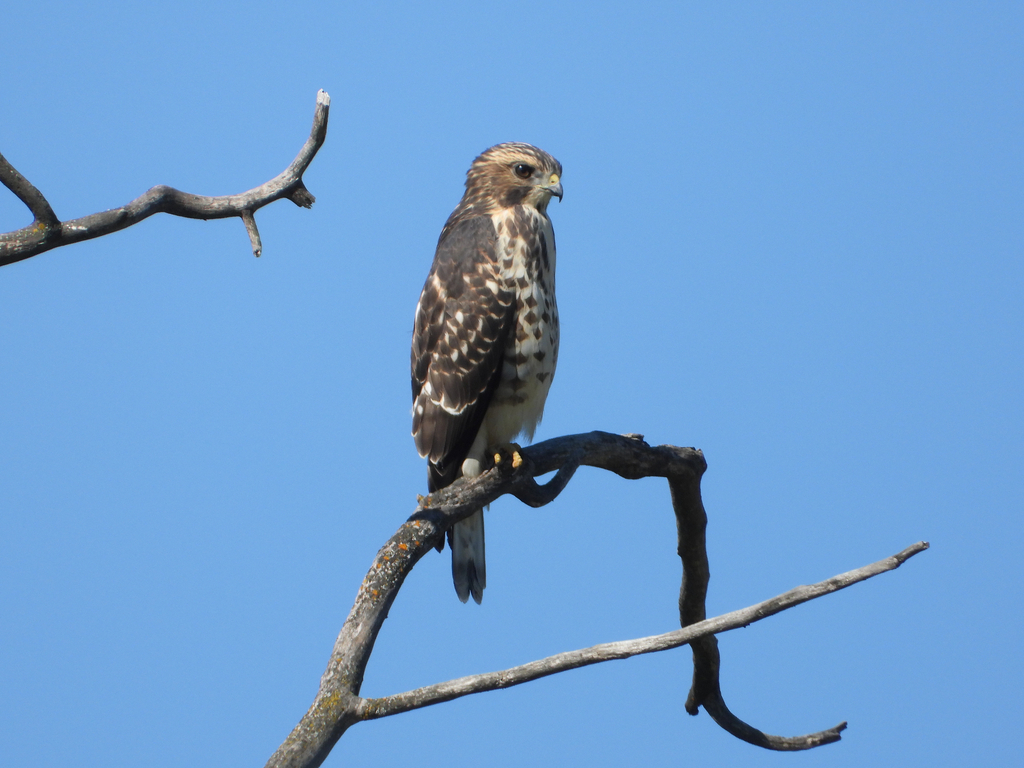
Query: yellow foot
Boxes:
[{"xmin": 492, "ymin": 442, "xmax": 524, "ymax": 469}]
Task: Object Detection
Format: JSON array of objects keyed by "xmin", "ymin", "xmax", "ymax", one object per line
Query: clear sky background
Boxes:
[{"xmin": 1, "ymin": 2, "xmax": 1021, "ymax": 766}]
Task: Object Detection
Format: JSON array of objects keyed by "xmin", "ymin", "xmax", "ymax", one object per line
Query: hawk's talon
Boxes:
[{"xmin": 491, "ymin": 442, "xmax": 524, "ymax": 470}]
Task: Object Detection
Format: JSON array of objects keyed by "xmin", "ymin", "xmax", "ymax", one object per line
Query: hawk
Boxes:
[{"xmin": 411, "ymin": 142, "xmax": 563, "ymax": 604}]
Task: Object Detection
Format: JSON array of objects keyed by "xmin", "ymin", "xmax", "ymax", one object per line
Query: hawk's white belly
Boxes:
[{"xmin": 476, "ymin": 207, "xmax": 558, "ymax": 452}]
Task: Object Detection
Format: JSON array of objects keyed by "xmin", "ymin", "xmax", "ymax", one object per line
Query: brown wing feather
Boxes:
[{"xmin": 411, "ymin": 214, "xmax": 515, "ymax": 491}]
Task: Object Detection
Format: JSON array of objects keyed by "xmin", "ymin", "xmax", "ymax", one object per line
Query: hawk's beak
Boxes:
[{"xmin": 545, "ymin": 174, "xmax": 563, "ymax": 202}]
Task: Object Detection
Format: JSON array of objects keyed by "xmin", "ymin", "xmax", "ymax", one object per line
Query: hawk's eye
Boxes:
[{"xmin": 513, "ymin": 163, "xmax": 534, "ymax": 179}]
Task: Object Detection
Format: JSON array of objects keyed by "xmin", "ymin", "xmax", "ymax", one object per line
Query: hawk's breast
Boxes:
[{"xmin": 484, "ymin": 206, "xmax": 559, "ymax": 443}]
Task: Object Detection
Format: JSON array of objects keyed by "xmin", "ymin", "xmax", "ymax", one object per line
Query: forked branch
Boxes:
[
  {"xmin": 0, "ymin": 90, "xmax": 331, "ymax": 267},
  {"xmin": 264, "ymin": 431, "xmax": 928, "ymax": 768}
]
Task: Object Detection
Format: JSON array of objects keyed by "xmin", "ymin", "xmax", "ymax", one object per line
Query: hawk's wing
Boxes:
[{"xmin": 411, "ymin": 214, "xmax": 515, "ymax": 491}]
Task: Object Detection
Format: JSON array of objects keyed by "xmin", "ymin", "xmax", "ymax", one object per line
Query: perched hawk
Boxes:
[{"xmin": 411, "ymin": 143, "xmax": 563, "ymax": 604}]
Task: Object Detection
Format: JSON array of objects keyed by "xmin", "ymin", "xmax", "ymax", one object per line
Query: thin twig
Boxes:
[
  {"xmin": 241, "ymin": 210, "xmax": 262, "ymax": 257},
  {"xmin": 0, "ymin": 90, "xmax": 330, "ymax": 267}
]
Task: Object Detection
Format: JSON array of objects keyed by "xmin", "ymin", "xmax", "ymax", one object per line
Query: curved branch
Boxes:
[
  {"xmin": 357, "ymin": 541, "xmax": 928, "ymax": 720},
  {"xmin": 510, "ymin": 449, "xmax": 582, "ymax": 507},
  {"xmin": 0, "ymin": 153, "xmax": 59, "ymax": 228},
  {"xmin": 0, "ymin": 90, "xmax": 330, "ymax": 267},
  {"xmin": 263, "ymin": 430, "xmax": 928, "ymax": 768},
  {"xmin": 665, "ymin": 439, "xmax": 907, "ymax": 749},
  {"xmin": 685, "ymin": 542, "xmax": 927, "ymax": 749}
]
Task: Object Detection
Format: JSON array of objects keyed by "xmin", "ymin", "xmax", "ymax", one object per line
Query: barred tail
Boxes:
[{"xmin": 451, "ymin": 509, "xmax": 486, "ymax": 604}]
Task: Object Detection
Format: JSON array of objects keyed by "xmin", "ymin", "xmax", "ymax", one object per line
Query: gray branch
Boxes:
[
  {"xmin": 0, "ymin": 90, "xmax": 330, "ymax": 267},
  {"xmin": 263, "ymin": 431, "xmax": 928, "ymax": 768},
  {"xmin": 358, "ymin": 542, "xmax": 927, "ymax": 721}
]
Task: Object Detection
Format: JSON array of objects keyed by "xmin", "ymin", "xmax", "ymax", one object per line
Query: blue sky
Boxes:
[{"xmin": 1, "ymin": 2, "xmax": 1021, "ymax": 766}]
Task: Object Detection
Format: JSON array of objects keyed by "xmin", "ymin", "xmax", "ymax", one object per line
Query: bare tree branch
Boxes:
[
  {"xmin": 0, "ymin": 90, "xmax": 330, "ymax": 267},
  {"xmin": 263, "ymin": 431, "xmax": 928, "ymax": 768},
  {"xmin": 357, "ymin": 541, "xmax": 927, "ymax": 720},
  {"xmin": 0, "ymin": 152, "xmax": 60, "ymax": 229},
  {"xmin": 241, "ymin": 210, "xmax": 263, "ymax": 257}
]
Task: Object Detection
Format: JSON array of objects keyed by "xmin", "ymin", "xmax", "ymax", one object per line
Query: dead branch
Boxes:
[
  {"xmin": 263, "ymin": 430, "xmax": 928, "ymax": 768},
  {"xmin": 0, "ymin": 90, "xmax": 330, "ymax": 267},
  {"xmin": 357, "ymin": 541, "xmax": 927, "ymax": 721}
]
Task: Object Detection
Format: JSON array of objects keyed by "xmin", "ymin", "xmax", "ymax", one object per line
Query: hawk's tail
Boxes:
[{"xmin": 451, "ymin": 508, "xmax": 486, "ymax": 604}]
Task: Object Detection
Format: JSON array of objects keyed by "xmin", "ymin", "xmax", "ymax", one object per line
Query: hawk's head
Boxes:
[{"xmin": 463, "ymin": 142, "xmax": 563, "ymax": 214}]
